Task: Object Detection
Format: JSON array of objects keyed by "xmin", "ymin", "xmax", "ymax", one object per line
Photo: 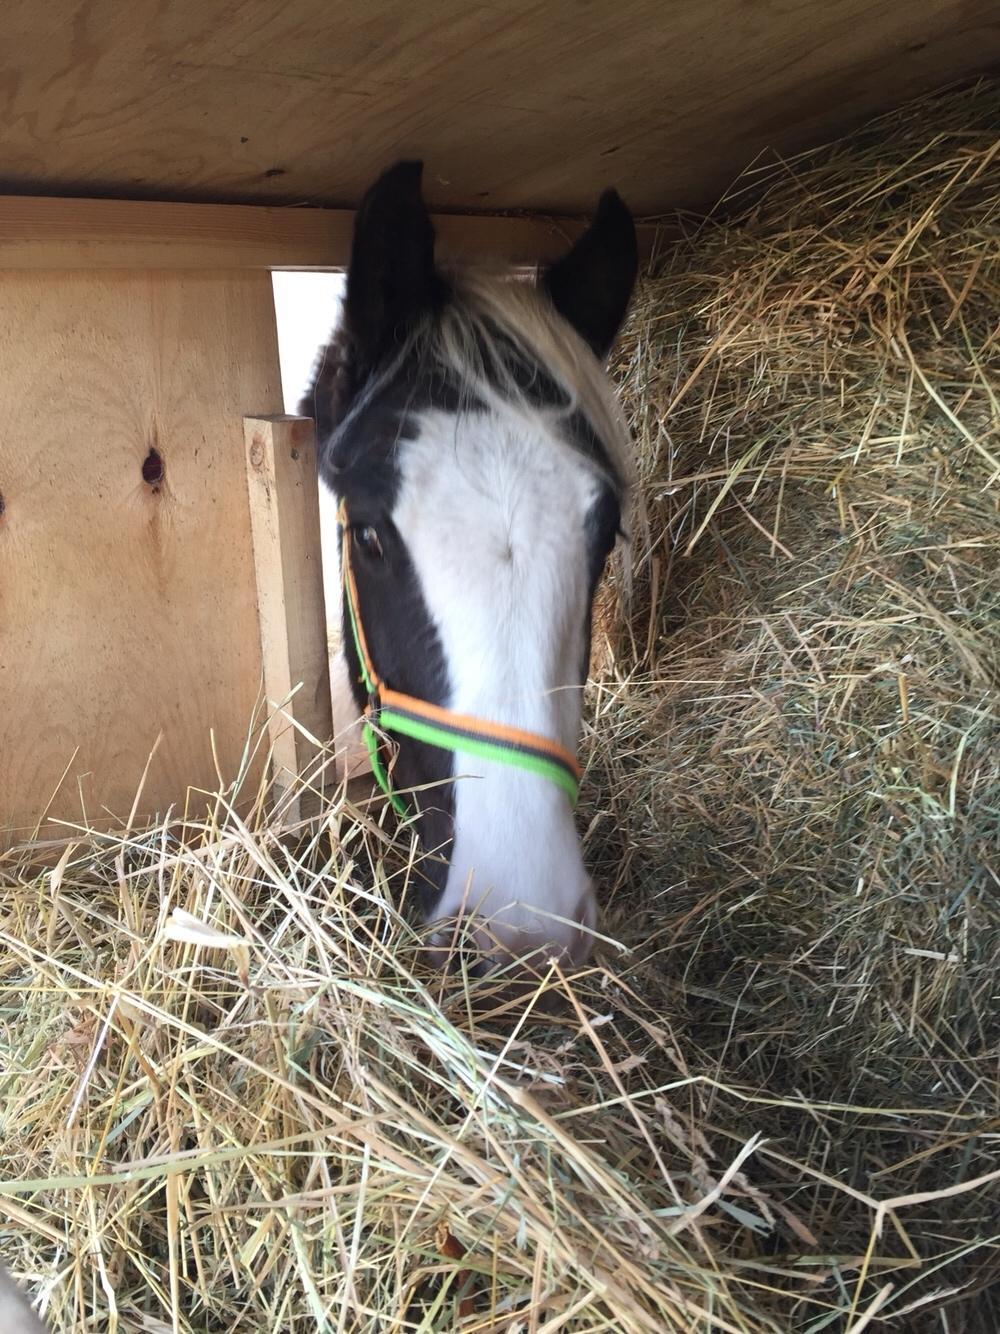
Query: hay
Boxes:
[
  {"xmin": 591, "ymin": 77, "xmax": 1000, "ymax": 1328},
  {"xmin": 2, "ymin": 81, "xmax": 999, "ymax": 1332},
  {"xmin": 0, "ymin": 787, "xmax": 789, "ymax": 1334}
]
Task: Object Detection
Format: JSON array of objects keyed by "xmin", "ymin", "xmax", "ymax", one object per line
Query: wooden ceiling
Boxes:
[{"xmin": 3, "ymin": 0, "xmax": 998, "ymax": 218}]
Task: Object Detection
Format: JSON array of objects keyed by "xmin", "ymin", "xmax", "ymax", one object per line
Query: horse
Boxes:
[{"xmin": 302, "ymin": 160, "xmax": 637, "ymax": 974}]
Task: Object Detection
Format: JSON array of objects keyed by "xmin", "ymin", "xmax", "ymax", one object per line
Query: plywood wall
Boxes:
[{"xmin": 0, "ymin": 271, "xmax": 283, "ymax": 843}]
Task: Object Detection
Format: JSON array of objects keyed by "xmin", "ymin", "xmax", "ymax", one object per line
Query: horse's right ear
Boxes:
[
  {"xmin": 345, "ymin": 160, "xmax": 445, "ymax": 377},
  {"xmin": 541, "ymin": 189, "xmax": 637, "ymax": 359}
]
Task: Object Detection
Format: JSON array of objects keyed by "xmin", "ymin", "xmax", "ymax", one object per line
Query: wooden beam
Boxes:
[
  {"xmin": 244, "ymin": 415, "xmax": 334, "ymax": 820},
  {"xmin": 1, "ymin": 2, "xmax": 996, "ymax": 216},
  {"xmin": 0, "ymin": 197, "xmax": 662, "ymax": 271}
]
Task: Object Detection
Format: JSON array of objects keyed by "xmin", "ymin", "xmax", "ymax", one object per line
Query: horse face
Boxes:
[{"xmin": 305, "ymin": 162, "xmax": 636, "ymax": 973}]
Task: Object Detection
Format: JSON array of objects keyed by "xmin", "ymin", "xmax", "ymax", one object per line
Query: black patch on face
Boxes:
[
  {"xmin": 339, "ymin": 509, "xmax": 455, "ymax": 911},
  {"xmin": 304, "ymin": 345, "xmax": 460, "ymax": 913}
]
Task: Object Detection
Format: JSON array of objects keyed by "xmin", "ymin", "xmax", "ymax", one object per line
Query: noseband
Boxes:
[{"xmin": 338, "ymin": 503, "xmax": 581, "ymax": 816}]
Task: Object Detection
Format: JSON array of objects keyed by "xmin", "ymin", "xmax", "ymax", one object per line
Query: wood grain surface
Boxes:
[
  {"xmin": 2, "ymin": 1, "xmax": 996, "ymax": 215},
  {"xmin": 0, "ymin": 271, "xmax": 282, "ymax": 843}
]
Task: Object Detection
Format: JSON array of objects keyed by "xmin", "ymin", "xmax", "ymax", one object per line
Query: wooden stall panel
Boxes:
[
  {"xmin": 0, "ymin": 197, "xmax": 617, "ymax": 271},
  {"xmin": 0, "ymin": 271, "xmax": 282, "ymax": 843}
]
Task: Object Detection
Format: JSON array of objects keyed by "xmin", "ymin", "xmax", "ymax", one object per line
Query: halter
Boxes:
[{"xmin": 338, "ymin": 503, "xmax": 581, "ymax": 816}]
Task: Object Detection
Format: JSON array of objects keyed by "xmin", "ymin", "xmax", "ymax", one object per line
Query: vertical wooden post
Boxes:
[
  {"xmin": 244, "ymin": 415, "xmax": 333, "ymax": 818},
  {"xmin": 319, "ymin": 489, "xmax": 372, "ymax": 785}
]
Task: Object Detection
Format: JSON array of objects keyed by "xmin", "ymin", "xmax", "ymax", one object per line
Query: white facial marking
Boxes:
[{"xmin": 394, "ymin": 408, "xmax": 601, "ymax": 968}]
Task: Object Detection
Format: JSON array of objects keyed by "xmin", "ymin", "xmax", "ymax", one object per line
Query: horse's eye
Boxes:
[{"xmin": 355, "ymin": 525, "xmax": 384, "ymax": 560}]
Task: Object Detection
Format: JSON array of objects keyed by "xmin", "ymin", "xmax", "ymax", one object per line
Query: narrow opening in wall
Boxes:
[{"xmin": 271, "ymin": 270, "xmax": 351, "ymax": 737}]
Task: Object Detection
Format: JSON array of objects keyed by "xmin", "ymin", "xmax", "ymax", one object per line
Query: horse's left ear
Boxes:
[
  {"xmin": 541, "ymin": 190, "xmax": 638, "ymax": 359},
  {"xmin": 345, "ymin": 159, "xmax": 446, "ymax": 377}
]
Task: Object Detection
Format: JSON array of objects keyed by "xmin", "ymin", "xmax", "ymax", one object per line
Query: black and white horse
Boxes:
[{"xmin": 303, "ymin": 161, "xmax": 636, "ymax": 973}]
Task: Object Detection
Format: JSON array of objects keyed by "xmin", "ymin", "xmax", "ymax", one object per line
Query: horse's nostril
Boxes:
[
  {"xmin": 454, "ymin": 946, "xmax": 492, "ymax": 980},
  {"xmin": 428, "ymin": 883, "xmax": 599, "ymax": 979},
  {"xmin": 428, "ymin": 919, "xmax": 494, "ymax": 976}
]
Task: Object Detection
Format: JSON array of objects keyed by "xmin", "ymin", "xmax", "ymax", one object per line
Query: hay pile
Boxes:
[
  {"xmin": 592, "ymin": 78, "xmax": 1000, "ymax": 1327},
  {"xmin": 2, "ymin": 82, "xmax": 998, "ymax": 1332}
]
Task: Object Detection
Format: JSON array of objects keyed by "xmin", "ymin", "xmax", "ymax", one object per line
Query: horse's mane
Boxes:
[
  {"xmin": 304, "ymin": 271, "xmax": 636, "ymax": 499},
  {"xmin": 433, "ymin": 271, "xmax": 635, "ymax": 496}
]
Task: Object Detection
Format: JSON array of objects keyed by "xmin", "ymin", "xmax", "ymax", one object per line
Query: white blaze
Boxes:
[{"xmin": 394, "ymin": 408, "xmax": 601, "ymax": 966}]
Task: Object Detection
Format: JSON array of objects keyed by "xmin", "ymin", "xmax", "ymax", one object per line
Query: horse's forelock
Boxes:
[
  {"xmin": 309, "ymin": 272, "xmax": 633, "ymax": 487},
  {"xmin": 438, "ymin": 273, "xmax": 635, "ymax": 495}
]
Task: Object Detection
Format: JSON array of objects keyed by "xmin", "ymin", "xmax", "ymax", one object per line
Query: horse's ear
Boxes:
[
  {"xmin": 345, "ymin": 159, "xmax": 445, "ymax": 375},
  {"xmin": 541, "ymin": 190, "xmax": 638, "ymax": 359}
]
